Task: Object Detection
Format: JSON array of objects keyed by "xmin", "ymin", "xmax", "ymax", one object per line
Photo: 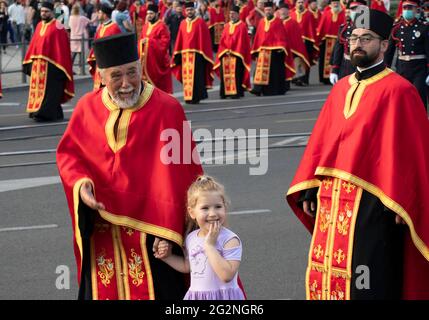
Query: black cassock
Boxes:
[
  {"xmin": 252, "ymin": 50, "xmax": 287, "ymax": 96},
  {"xmin": 24, "ymin": 62, "xmax": 66, "ymax": 121}
]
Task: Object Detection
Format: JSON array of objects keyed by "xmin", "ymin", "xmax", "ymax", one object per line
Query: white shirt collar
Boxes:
[{"xmin": 357, "ymin": 59, "xmax": 384, "ymax": 73}]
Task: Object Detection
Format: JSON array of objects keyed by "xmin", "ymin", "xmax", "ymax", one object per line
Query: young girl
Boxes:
[{"xmin": 155, "ymin": 175, "xmax": 245, "ymax": 300}]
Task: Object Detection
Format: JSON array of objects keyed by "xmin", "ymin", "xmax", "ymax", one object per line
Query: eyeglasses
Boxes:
[{"xmin": 348, "ymin": 35, "xmax": 382, "ymax": 45}]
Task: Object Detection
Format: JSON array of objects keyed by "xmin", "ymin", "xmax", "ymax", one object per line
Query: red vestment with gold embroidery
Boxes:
[
  {"xmin": 287, "ymin": 68, "xmax": 429, "ymax": 299},
  {"xmin": 213, "ymin": 20, "xmax": 252, "ymax": 91},
  {"xmin": 23, "ymin": 19, "xmax": 74, "ymax": 111}
]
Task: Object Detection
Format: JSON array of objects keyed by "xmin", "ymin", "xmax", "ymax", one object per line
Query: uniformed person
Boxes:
[
  {"xmin": 386, "ymin": 0, "xmax": 429, "ymax": 110},
  {"xmin": 329, "ymin": 0, "xmax": 368, "ymax": 84}
]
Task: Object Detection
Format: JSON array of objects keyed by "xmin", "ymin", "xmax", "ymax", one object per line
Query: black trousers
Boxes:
[
  {"xmin": 396, "ymin": 59, "xmax": 428, "ymax": 110},
  {"xmin": 300, "ymin": 40, "xmax": 316, "ymax": 85},
  {"xmin": 318, "ymin": 41, "xmax": 331, "ymax": 84}
]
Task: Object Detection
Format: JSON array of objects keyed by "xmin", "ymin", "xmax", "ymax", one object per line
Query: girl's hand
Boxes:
[
  {"xmin": 154, "ymin": 240, "xmax": 172, "ymax": 259},
  {"xmin": 205, "ymin": 221, "xmax": 221, "ymax": 247}
]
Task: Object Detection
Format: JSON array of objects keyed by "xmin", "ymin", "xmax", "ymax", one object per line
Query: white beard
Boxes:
[{"xmin": 111, "ymin": 83, "xmax": 142, "ymax": 109}]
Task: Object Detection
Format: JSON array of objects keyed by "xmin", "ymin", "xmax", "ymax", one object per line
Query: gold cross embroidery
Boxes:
[
  {"xmin": 323, "ymin": 178, "xmax": 333, "ymax": 190},
  {"xmin": 334, "ymin": 249, "xmax": 346, "ymax": 264},
  {"xmin": 313, "ymin": 244, "xmax": 324, "ymax": 259},
  {"xmin": 342, "ymin": 181, "xmax": 356, "ymax": 194}
]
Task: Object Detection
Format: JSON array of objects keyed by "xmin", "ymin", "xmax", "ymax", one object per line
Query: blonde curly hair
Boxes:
[{"xmin": 185, "ymin": 175, "xmax": 230, "ymax": 234}]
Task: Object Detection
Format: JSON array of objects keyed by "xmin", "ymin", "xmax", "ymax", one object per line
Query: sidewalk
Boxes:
[{"xmin": 1, "ymin": 45, "xmax": 91, "ymax": 91}]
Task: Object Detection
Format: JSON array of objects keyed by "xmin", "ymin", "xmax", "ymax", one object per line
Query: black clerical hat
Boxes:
[
  {"xmin": 230, "ymin": 4, "xmax": 240, "ymax": 12},
  {"xmin": 264, "ymin": 1, "xmax": 274, "ymax": 7},
  {"xmin": 100, "ymin": 2, "xmax": 114, "ymax": 15},
  {"xmin": 184, "ymin": 1, "xmax": 195, "ymax": 8},
  {"xmin": 354, "ymin": 8, "xmax": 393, "ymax": 40},
  {"xmin": 147, "ymin": 4, "xmax": 159, "ymax": 13},
  {"xmin": 41, "ymin": 1, "xmax": 54, "ymax": 11},
  {"xmin": 93, "ymin": 33, "xmax": 139, "ymax": 69}
]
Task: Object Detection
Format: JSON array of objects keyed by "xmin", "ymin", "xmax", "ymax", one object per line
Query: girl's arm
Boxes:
[
  {"xmin": 155, "ymin": 240, "xmax": 190, "ymax": 274},
  {"xmin": 204, "ymin": 222, "xmax": 241, "ymax": 283},
  {"xmin": 161, "ymin": 254, "xmax": 191, "ymax": 274}
]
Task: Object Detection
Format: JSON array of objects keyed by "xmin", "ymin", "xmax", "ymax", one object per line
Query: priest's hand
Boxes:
[
  {"xmin": 395, "ymin": 215, "xmax": 406, "ymax": 225},
  {"xmin": 79, "ymin": 181, "xmax": 105, "ymax": 210},
  {"xmin": 329, "ymin": 73, "xmax": 338, "ymax": 85},
  {"xmin": 303, "ymin": 200, "xmax": 317, "ymax": 217}
]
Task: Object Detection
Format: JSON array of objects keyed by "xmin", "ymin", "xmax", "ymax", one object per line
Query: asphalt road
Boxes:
[{"xmin": 0, "ymin": 74, "xmax": 331, "ymax": 300}]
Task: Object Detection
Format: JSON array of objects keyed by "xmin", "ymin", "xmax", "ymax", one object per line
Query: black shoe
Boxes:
[
  {"xmin": 294, "ymin": 79, "xmax": 304, "ymax": 87},
  {"xmin": 33, "ymin": 116, "xmax": 47, "ymax": 122},
  {"xmin": 249, "ymin": 89, "xmax": 261, "ymax": 96}
]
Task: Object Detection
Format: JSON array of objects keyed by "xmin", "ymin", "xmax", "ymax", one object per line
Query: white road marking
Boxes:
[
  {"xmin": 270, "ymin": 136, "xmax": 308, "ymax": 147},
  {"xmin": 0, "ymin": 122, "xmax": 68, "ymax": 131},
  {"xmin": 275, "ymin": 118, "xmax": 317, "ymax": 123},
  {"xmin": 0, "ymin": 149, "xmax": 56, "ymax": 156},
  {"xmin": 0, "ymin": 176, "xmax": 61, "ymax": 193},
  {"xmin": 0, "ymin": 102, "xmax": 21, "ymax": 106},
  {"xmin": 0, "ymin": 224, "xmax": 58, "ymax": 232},
  {"xmin": 229, "ymin": 209, "xmax": 272, "ymax": 215}
]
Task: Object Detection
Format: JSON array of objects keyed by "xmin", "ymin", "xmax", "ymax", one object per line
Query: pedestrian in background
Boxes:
[
  {"xmin": 0, "ymin": 1, "xmax": 9, "ymax": 52},
  {"xmin": 69, "ymin": 4, "xmax": 90, "ymax": 66},
  {"xmin": 113, "ymin": 0, "xmax": 132, "ymax": 32},
  {"xmin": 8, "ymin": 0, "xmax": 25, "ymax": 44},
  {"xmin": 164, "ymin": 0, "xmax": 184, "ymax": 53}
]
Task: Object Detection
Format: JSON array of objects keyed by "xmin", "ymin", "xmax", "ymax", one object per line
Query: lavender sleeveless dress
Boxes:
[{"xmin": 183, "ymin": 227, "xmax": 245, "ymax": 300}]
